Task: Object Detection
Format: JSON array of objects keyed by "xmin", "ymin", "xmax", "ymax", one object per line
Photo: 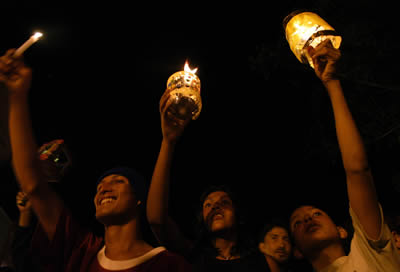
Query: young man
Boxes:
[
  {"xmin": 146, "ymin": 80, "xmax": 270, "ymax": 271},
  {"xmin": 289, "ymin": 40, "xmax": 400, "ymax": 271},
  {"xmin": 1, "ymin": 49, "xmax": 192, "ymax": 272},
  {"xmin": 258, "ymin": 222, "xmax": 292, "ymax": 272}
]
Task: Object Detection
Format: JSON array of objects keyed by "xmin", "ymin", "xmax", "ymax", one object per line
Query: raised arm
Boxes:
[
  {"xmin": 309, "ymin": 41, "xmax": 381, "ymax": 240},
  {"xmin": 146, "ymin": 89, "xmax": 193, "ymax": 253},
  {"xmin": 1, "ymin": 49, "xmax": 64, "ymax": 241}
]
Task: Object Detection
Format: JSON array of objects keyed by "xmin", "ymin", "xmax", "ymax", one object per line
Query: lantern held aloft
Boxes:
[
  {"xmin": 283, "ymin": 11, "xmax": 342, "ymax": 68},
  {"xmin": 166, "ymin": 62, "xmax": 202, "ymax": 120}
]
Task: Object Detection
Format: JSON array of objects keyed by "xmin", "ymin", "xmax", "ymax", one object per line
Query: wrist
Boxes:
[
  {"xmin": 8, "ymin": 92, "xmax": 29, "ymax": 105},
  {"xmin": 323, "ymin": 79, "xmax": 341, "ymax": 91}
]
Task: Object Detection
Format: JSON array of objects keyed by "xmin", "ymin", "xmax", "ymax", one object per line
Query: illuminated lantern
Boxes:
[
  {"xmin": 283, "ymin": 10, "xmax": 342, "ymax": 68},
  {"xmin": 166, "ymin": 61, "xmax": 202, "ymax": 120}
]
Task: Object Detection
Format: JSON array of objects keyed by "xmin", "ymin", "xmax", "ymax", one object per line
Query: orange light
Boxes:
[{"xmin": 184, "ymin": 61, "xmax": 198, "ymax": 74}]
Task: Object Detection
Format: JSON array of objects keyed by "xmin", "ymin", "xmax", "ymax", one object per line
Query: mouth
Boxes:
[
  {"xmin": 275, "ymin": 250, "xmax": 288, "ymax": 256},
  {"xmin": 305, "ymin": 222, "xmax": 321, "ymax": 233},
  {"xmin": 212, "ymin": 212, "xmax": 224, "ymax": 221},
  {"xmin": 98, "ymin": 196, "xmax": 117, "ymax": 206},
  {"xmin": 205, "ymin": 210, "xmax": 224, "ymax": 226}
]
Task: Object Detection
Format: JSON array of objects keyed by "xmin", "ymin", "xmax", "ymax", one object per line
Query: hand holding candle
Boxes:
[
  {"xmin": 14, "ymin": 32, "xmax": 43, "ymax": 57},
  {"xmin": 166, "ymin": 61, "xmax": 202, "ymax": 120}
]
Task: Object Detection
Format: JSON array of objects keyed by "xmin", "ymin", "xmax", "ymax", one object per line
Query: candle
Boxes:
[
  {"xmin": 166, "ymin": 61, "xmax": 202, "ymax": 120},
  {"xmin": 14, "ymin": 32, "xmax": 43, "ymax": 57}
]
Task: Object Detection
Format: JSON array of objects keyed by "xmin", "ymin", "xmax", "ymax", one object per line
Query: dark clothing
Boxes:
[
  {"xmin": 31, "ymin": 208, "xmax": 191, "ymax": 272},
  {"xmin": 11, "ymin": 225, "xmax": 40, "ymax": 272},
  {"xmin": 191, "ymin": 251, "xmax": 270, "ymax": 272}
]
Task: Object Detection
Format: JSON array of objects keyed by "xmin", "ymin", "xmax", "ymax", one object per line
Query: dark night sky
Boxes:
[{"xmin": 1, "ymin": 2, "xmax": 400, "ymax": 241}]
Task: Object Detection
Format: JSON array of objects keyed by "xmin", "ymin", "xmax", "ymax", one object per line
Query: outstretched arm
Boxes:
[
  {"xmin": 309, "ymin": 41, "xmax": 381, "ymax": 240},
  {"xmin": 1, "ymin": 49, "xmax": 64, "ymax": 241},
  {"xmin": 146, "ymin": 89, "xmax": 193, "ymax": 253}
]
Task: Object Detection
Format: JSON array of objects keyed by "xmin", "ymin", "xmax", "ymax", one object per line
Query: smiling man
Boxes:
[{"xmin": 1, "ymin": 49, "xmax": 192, "ymax": 272}]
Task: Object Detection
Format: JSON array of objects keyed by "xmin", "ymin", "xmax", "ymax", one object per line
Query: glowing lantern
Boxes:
[
  {"xmin": 166, "ymin": 61, "xmax": 202, "ymax": 120},
  {"xmin": 283, "ymin": 11, "xmax": 342, "ymax": 68}
]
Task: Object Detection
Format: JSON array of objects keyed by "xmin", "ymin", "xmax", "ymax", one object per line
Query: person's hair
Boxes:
[
  {"xmin": 258, "ymin": 218, "xmax": 291, "ymax": 244},
  {"xmin": 191, "ymin": 184, "xmax": 256, "ymax": 259}
]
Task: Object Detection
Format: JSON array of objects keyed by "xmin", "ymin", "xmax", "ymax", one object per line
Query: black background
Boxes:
[{"xmin": 1, "ymin": 1, "xmax": 400, "ymax": 243}]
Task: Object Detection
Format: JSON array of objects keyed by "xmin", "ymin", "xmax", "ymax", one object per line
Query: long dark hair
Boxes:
[{"xmin": 190, "ymin": 184, "xmax": 257, "ymax": 260}]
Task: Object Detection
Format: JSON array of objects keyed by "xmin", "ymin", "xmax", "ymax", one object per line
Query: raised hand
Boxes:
[{"xmin": 307, "ymin": 40, "xmax": 341, "ymax": 84}]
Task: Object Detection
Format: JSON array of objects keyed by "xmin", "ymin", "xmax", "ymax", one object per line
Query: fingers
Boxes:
[
  {"xmin": 159, "ymin": 88, "xmax": 173, "ymax": 114},
  {"xmin": 308, "ymin": 40, "xmax": 341, "ymax": 62}
]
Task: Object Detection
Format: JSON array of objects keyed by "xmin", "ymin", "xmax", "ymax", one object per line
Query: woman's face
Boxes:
[{"xmin": 202, "ymin": 191, "xmax": 236, "ymax": 233}]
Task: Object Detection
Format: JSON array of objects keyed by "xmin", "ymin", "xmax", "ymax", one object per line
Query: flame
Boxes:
[
  {"xmin": 32, "ymin": 32, "xmax": 43, "ymax": 41},
  {"xmin": 184, "ymin": 61, "xmax": 197, "ymax": 74},
  {"xmin": 291, "ymin": 22, "xmax": 319, "ymax": 42}
]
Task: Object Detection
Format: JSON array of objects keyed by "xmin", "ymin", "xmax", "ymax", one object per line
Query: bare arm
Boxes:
[
  {"xmin": 310, "ymin": 41, "xmax": 381, "ymax": 240},
  {"xmin": 2, "ymin": 49, "xmax": 64, "ymax": 241},
  {"xmin": 146, "ymin": 89, "xmax": 193, "ymax": 253}
]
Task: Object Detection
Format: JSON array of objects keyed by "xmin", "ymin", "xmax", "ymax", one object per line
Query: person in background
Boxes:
[
  {"xmin": 146, "ymin": 88, "xmax": 270, "ymax": 271},
  {"xmin": 1, "ymin": 48, "xmax": 192, "ymax": 272},
  {"xmin": 258, "ymin": 221, "xmax": 292, "ymax": 272},
  {"xmin": 289, "ymin": 40, "xmax": 400, "ymax": 271}
]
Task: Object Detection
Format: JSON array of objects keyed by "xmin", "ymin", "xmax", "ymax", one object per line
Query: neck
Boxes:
[
  {"xmin": 307, "ymin": 243, "xmax": 346, "ymax": 271},
  {"xmin": 213, "ymin": 234, "xmax": 239, "ymax": 260},
  {"xmin": 265, "ymin": 256, "xmax": 286, "ymax": 272},
  {"xmin": 104, "ymin": 219, "xmax": 152, "ymax": 260}
]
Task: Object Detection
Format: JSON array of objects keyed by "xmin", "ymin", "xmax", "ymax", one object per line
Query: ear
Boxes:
[
  {"xmin": 337, "ymin": 226, "xmax": 348, "ymax": 239},
  {"xmin": 293, "ymin": 247, "xmax": 304, "ymax": 259},
  {"xmin": 137, "ymin": 200, "xmax": 142, "ymax": 206},
  {"xmin": 258, "ymin": 242, "xmax": 266, "ymax": 254}
]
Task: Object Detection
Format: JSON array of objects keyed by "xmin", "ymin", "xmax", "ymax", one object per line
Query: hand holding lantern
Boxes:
[{"xmin": 283, "ymin": 11, "xmax": 342, "ymax": 69}]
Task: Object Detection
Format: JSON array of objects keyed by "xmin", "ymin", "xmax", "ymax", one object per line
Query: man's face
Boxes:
[
  {"xmin": 94, "ymin": 174, "xmax": 139, "ymax": 225},
  {"xmin": 259, "ymin": 226, "xmax": 292, "ymax": 263},
  {"xmin": 290, "ymin": 206, "xmax": 342, "ymax": 254},
  {"xmin": 202, "ymin": 191, "xmax": 236, "ymax": 233}
]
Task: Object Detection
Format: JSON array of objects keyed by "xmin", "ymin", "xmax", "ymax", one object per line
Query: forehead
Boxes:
[
  {"xmin": 204, "ymin": 191, "xmax": 230, "ymax": 202},
  {"xmin": 98, "ymin": 174, "xmax": 128, "ymax": 184},
  {"xmin": 267, "ymin": 226, "xmax": 289, "ymax": 236},
  {"xmin": 290, "ymin": 206, "xmax": 316, "ymax": 221}
]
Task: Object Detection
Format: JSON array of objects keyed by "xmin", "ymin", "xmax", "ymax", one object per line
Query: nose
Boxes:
[{"xmin": 304, "ymin": 214, "xmax": 312, "ymax": 223}]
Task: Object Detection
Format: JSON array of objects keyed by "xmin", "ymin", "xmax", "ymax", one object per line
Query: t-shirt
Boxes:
[
  {"xmin": 320, "ymin": 204, "xmax": 400, "ymax": 272},
  {"xmin": 191, "ymin": 251, "xmax": 270, "ymax": 272},
  {"xmin": 30, "ymin": 208, "xmax": 192, "ymax": 272},
  {"xmin": 89, "ymin": 246, "xmax": 192, "ymax": 271}
]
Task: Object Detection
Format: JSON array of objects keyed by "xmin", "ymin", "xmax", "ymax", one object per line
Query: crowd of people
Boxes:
[{"xmin": 0, "ymin": 28, "xmax": 400, "ymax": 272}]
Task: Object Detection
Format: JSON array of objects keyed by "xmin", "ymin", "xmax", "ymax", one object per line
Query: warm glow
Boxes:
[
  {"xmin": 184, "ymin": 61, "xmax": 198, "ymax": 74},
  {"xmin": 284, "ymin": 11, "xmax": 341, "ymax": 68},
  {"xmin": 291, "ymin": 22, "xmax": 319, "ymax": 43},
  {"xmin": 33, "ymin": 32, "xmax": 43, "ymax": 41}
]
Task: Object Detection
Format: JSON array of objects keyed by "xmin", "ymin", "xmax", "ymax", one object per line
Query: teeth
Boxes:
[{"xmin": 100, "ymin": 197, "xmax": 115, "ymax": 205}]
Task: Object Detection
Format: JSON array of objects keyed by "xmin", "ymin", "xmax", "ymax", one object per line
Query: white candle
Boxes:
[{"xmin": 14, "ymin": 32, "xmax": 43, "ymax": 57}]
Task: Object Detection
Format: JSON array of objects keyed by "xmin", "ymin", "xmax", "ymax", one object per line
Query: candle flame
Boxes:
[
  {"xmin": 33, "ymin": 32, "xmax": 43, "ymax": 39},
  {"xmin": 184, "ymin": 61, "xmax": 197, "ymax": 74},
  {"xmin": 292, "ymin": 22, "xmax": 319, "ymax": 42}
]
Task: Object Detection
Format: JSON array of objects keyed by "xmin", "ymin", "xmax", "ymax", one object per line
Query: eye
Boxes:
[
  {"xmin": 293, "ymin": 221, "xmax": 301, "ymax": 229},
  {"xmin": 204, "ymin": 202, "xmax": 211, "ymax": 208},
  {"xmin": 313, "ymin": 211, "xmax": 322, "ymax": 217}
]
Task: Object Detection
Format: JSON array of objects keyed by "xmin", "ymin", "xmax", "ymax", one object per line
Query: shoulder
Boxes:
[{"xmin": 149, "ymin": 248, "xmax": 192, "ymax": 271}]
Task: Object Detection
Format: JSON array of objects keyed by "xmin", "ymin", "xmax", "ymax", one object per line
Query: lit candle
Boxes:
[
  {"xmin": 14, "ymin": 32, "xmax": 43, "ymax": 57},
  {"xmin": 283, "ymin": 11, "xmax": 341, "ymax": 68},
  {"xmin": 166, "ymin": 61, "xmax": 202, "ymax": 120}
]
